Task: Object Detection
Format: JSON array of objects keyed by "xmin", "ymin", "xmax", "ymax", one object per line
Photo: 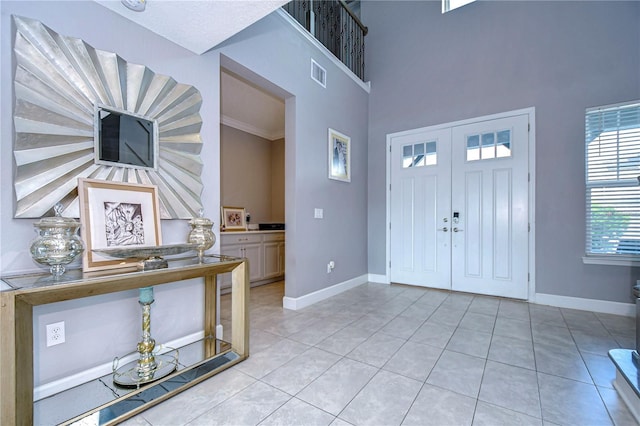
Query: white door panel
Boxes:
[
  {"xmin": 390, "ymin": 112, "xmax": 530, "ymax": 299},
  {"xmin": 451, "ymin": 114, "xmax": 529, "ymax": 299},
  {"xmin": 390, "ymin": 129, "xmax": 451, "ymax": 289}
]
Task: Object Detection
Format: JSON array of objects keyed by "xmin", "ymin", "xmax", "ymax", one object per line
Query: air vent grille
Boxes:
[{"xmin": 311, "ymin": 59, "xmax": 326, "ymax": 88}]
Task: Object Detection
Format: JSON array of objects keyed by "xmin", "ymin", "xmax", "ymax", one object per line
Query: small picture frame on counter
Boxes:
[{"xmin": 221, "ymin": 206, "xmax": 247, "ymax": 231}]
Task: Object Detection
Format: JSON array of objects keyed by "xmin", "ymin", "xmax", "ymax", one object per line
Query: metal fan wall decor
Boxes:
[{"xmin": 13, "ymin": 15, "xmax": 204, "ymax": 219}]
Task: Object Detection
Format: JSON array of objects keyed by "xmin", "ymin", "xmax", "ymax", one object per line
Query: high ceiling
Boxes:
[
  {"xmin": 95, "ymin": 0, "xmax": 289, "ymax": 55},
  {"xmin": 95, "ymin": 0, "xmax": 288, "ymax": 139}
]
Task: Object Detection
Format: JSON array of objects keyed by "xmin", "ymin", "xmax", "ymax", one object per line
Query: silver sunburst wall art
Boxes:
[{"xmin": 13, "ymin": 15, "xmax": 204, "ymax": 219}]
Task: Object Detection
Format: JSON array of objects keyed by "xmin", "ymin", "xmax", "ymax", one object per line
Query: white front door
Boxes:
[
  {"xmin": 390, "ymin": 128, "xmax": 452, "ymax": 289},
  {"xmin": 389, "ymin": 112, "xmax": 530, "ymax": 299},
  {"xmin": 450, "ymin": 114, "xmax": 529, "ymax": 299}
]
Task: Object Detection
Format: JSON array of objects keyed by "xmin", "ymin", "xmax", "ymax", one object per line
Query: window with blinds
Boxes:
[{"xmin": 585, "ymin": 101, "xmax": 640, "ymax": 257}]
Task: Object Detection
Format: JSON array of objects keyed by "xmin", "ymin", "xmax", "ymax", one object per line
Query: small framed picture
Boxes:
[
  {"xmin": 78, "ymin": 178, "xmax": 162, "ymax": 272},
  {"xmin": 221, "ymin": 206, "xmax": 247, "ymax": 231},
  {"xmin": 328, "ymin": 128, "xmax": 351, "ymax": 182}
]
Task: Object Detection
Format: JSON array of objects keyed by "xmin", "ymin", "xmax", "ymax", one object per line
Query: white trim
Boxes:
[
  {"xmin": 33, "ymin": 331, "xmax": 205, "ymax": 401},
  {"xmin": 586, "ymin": 99, "xmax": 640, "ymax": 114},
  {"xmin": 221, "ymin": 115, "xmax": 284, "ymax": 141},
  {"xmin": 614, "ymin": 371, "xmax": 640, "ymax": 423},
  {"xmin": 216, "ymin": 324, "xmax": 224, "ymax": 341},
  {"xmin": 582, "ymin": 255, "xmax": 640, "ymax": 267},
  {"xmin": 528, "ymin": 109, "xmax": 537, "ymax": 300},
  {"xmin": 385, "ymin": 107, "xmax": 537, "ymax": 301},
  {"xmin": 368, "ymin": 273, "xmax": 389, "ymax": 284},
  {"xmin": 534, "ymin": 293, "xmax": 635, "ymax": 317},
  {"xmin": 275, "ymin": 9, "xmax": 371, "ymax": 94},
  {"xmin": 282, "ymin": 274, "xmax": 369, "ymax": 310},
  {"xmin": 386, "ymin": 107, "xmax": 537, "ymax": 140}
]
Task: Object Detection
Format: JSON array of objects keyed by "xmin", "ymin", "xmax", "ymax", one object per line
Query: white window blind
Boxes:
[{"xmin": 585, "ymin": 101, "xmax": 640, "ymax": 257}]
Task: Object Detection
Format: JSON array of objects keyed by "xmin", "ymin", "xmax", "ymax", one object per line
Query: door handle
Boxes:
[
  {"xmin": 453, "ymin": 227, "xmax": 463, "ymax": 232},
  {"xmin": 438, "ymin": 227, "xmax": 448, "ymax": 232}
]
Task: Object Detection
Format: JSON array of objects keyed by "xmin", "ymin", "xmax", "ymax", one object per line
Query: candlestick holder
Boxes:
[{"xmin": 113, "ymin": 286, "xmax": 178, "ymax": 387}]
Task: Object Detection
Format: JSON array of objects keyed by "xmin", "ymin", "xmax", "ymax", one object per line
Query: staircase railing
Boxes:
[{"xmin": 282, "ymin": 0, "xmax": 368, "ymax": 80}]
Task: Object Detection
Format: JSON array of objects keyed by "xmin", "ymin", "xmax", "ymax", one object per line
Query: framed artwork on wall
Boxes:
[
  {"xmin": 221, "ymin": 206, "xmax": 247, "ymax": 231},
  {"xmin": 328, "ymin": 128, "xmax": 351, "ymax": 182},
  {"xmin": 78, "ymin": 178, "xmax": 162, "ymax": 272}
]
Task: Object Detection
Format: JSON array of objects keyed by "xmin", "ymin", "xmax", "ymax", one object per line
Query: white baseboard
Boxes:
[
  {"xmin": 368, "ymin": 274, "xmax": 389, "ymax": 284},
  {"xmin": 614, "ymin": 371, "xmax": 640, "ymax": 423},
  {"xmin": 534, "ymin": 293, "xmax": 635, "ymax": 317},
  {"xmin": 282, "ymin": 274, "xmax": 369, "ymax": 310},
  {"xmin": 34, "ymin": 331, "xmax": 205, "ymax": 401}
]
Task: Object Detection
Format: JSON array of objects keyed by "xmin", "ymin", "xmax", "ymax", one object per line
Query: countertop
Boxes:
[{"xmin": 220, "ymin": 230, "xmax": 284, "ymax": 235}]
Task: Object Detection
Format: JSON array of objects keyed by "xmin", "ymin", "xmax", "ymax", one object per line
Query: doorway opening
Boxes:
[
  {"xmin": 218, "ymin": 57, "xmax": 292, "ymax": 319},
  {"xmin": 386, "ymin": 108, "xmax": 536, "ymax": 300}
]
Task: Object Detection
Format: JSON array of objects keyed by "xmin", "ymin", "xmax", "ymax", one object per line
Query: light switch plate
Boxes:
[{"xmin": 314, "ymin": 208, "xmax": 323, "ymax": 219}]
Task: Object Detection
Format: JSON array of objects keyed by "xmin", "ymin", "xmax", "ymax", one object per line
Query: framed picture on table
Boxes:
[{"xmin": 78, "ymin": 178, "xmax": 162, "ymax": 271}]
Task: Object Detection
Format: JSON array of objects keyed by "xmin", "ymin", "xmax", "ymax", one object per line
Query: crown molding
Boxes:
[{"xmin": 221, "ymin": 115, "xmax": 284, "ymax": 141}]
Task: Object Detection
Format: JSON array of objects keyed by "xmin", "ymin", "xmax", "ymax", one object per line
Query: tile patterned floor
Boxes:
[{"xmin": 42, "ymin": 281, "xmax": 640, "ymax": 425}]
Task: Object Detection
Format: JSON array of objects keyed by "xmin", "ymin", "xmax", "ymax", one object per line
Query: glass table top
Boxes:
[{"xmin": 1, "ymin": 254, "xmax": 241, "ymax": 292}]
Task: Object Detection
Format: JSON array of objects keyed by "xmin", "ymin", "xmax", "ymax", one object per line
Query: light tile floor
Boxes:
[{"xmin": 43, "ymin": 281, "xmax": 640, "ymax": 425}]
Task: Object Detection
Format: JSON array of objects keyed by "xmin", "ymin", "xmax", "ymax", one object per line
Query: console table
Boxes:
[{"xmin": 0, "ymin": 255, "xmax": 249, "ymax": 425}]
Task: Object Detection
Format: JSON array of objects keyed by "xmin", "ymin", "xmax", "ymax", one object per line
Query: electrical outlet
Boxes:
[
  {"xmin": 327, "ymin": 260, "xmax": 335, "ymax": 273},
  {"xmin": 46, "ymin": 321, "xmax": 65, "ymax": 347}
]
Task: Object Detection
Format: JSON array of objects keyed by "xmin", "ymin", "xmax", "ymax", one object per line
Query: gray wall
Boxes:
[
  {"xmin": 271, "ymin": 138, "xmax": 286, "ymax": 222},
  {"xmin": 364, "ymin": 1, "xmax": 640, "ymax": 303},
  {"xmin": 1, "ymin": 1, "xmax": 369, "ymax": 387},
  {"xmin": 1, "ymin": 0, "xmax": 219, "ymax": 386},
  {"xmin": 220, "ymin": 124, "xmax": 283, "ymax": 224},
  {"xmin": 216, "ymin": 15, "xmax": 370, "ymax": 298}
]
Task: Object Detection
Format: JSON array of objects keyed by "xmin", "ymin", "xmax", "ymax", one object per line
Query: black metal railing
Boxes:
[{"xmin": 283, "ymin": 0, "xmax": 368, "ymax": 80}]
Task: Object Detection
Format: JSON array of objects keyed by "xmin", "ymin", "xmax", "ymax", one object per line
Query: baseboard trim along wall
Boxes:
[
  {"xmin": 283, "ymin": 274, "xmax": 369, "ymax": 310},
  {"xmin": 368, "ymin": 274, "xmax": 389, "ymax": 284},
  {"xmin": 34, "ymin": 331, "xmax": 205, "ymax": 401},
  {"xmin": 534, "ymin": 293, "xmax": 635, "ymax": 317}
]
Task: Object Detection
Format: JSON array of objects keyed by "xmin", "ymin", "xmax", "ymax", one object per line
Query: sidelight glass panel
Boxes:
[
  {"xmin": 466, "ymin": 135, "xmax": 480, "ymax": 161},
  {"xmin": 403, "ymin": 144, "xmax": 413, "ymax": 168},
  {"xmin": 414, "ymin": 143, "xmax": 425, "ymax": 166},
  {"xmin": 403, "ymin": 142, "xmax": 437, "ymax": 167},
  {"xmin": 425, "ymin": 141, "xmax": 437, "ymax": 165},
  {"xmin": 481, "ymin": 133, "xmax": 495, "ymax": 159},
  {"xmin": 496, "ymin": 130, "xmax": 512, "ymax": 158}
]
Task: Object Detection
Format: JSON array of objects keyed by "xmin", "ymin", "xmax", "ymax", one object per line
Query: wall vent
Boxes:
[{"xmin": 311, "ymin": 59, "xmax": 326, "ymax": 88}]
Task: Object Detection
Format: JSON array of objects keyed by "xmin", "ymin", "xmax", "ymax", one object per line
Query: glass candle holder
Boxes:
[
  {"xmin": 188, "ymin": 215, "xmax": 215, "ymax": 262},
  {"xmin": 30, "ymin": 204, "xmax": 84, "ymax": 277}
]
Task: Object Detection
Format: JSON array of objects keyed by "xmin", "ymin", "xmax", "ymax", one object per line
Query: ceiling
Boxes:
[
  {"xmin": 95, "ymin": 0, "xmax": 287, "ymax": 140},
  {"xmin": 95, "ymin": 0, "xmax": 289, "ymax": 55},
  {"xmin": 221, "ymin": 71, "xmax": 285, "ymax": 141}
]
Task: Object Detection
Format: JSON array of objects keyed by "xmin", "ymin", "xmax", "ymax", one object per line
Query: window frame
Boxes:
[{"xmin": 583, "ymin": 100, "xmax": 640, "ymax": 266}]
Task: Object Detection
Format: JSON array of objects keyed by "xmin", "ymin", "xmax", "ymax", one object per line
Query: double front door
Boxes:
[{"xmin": 389, "ymin": 113, "xmax": 530, "ymax": 299}]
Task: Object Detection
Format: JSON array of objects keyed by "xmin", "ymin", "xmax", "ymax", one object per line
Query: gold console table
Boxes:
[{"xmin": 0, "ymin": 255, "xmax": 249, "ymax": 425}]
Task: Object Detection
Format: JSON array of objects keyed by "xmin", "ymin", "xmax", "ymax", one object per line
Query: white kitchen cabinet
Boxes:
[
  {"xmin": 262, "ymin": 232, "xmax": 284, "ymax": 280},
  {"xmin": 220, "ymin": 231, "xmax": 284, "ymax": 289}
]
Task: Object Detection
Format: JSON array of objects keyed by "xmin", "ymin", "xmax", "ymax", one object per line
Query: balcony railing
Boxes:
[{"xmin": 283, "ymin": 0, "xmax": 368, "ymax": 80}]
